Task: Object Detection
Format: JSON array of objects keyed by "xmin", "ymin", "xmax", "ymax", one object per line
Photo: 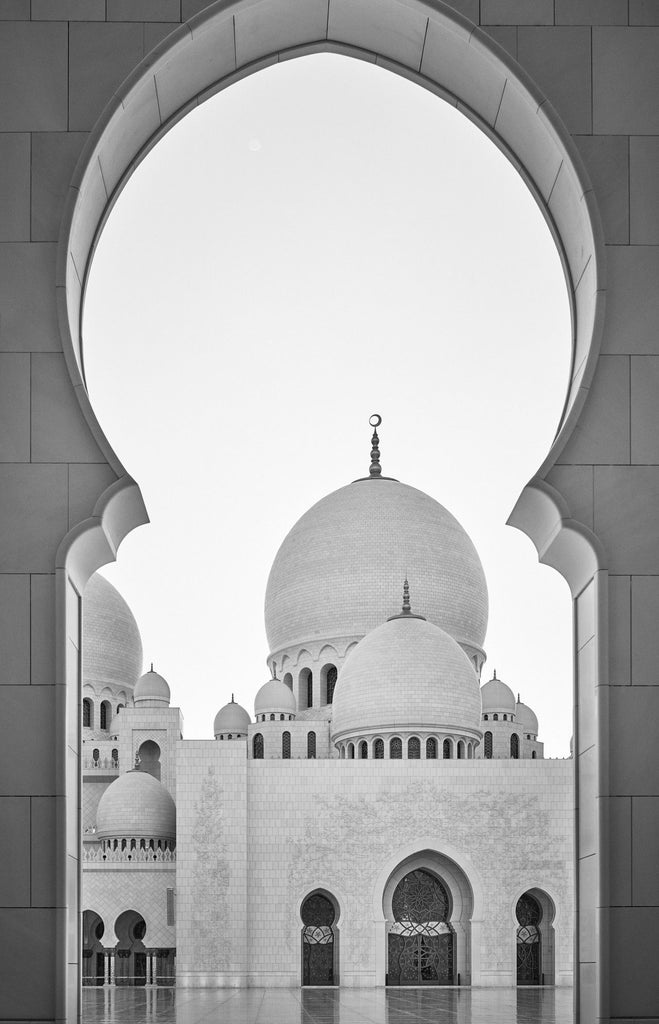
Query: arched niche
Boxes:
[
  {"xmin": 512, "ymin": 884, "xmax": 559, "ymax": 988},
  {"xmin": 56, "ymin": 0, "xmax": 604, "ymax": 571},
  {"xmin": 382, "ymin": 850, "xmax": 475, "ymax": 986}
]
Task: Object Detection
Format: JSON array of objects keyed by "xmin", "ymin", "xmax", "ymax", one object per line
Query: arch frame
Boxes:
[
  {"xmin": 372, "ymin": 839, "xmax": 484, "ymax": 986},
  {"xmin": 51, "ymin": 0, "xmax": 609, "ymax": 1014},
  {"xmin": 511, "ymin": 883, "xmax": 561, "ymax": 988},
  {"xmin": 296, "ymin": 885, "xmax": 344, "ymax": 987}
]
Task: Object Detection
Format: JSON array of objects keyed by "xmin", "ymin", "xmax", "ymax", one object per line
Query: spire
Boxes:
[
  {"xmin": 369, "ymin": 413, "xmax": 382, "ymax": 477},
  {"xmin": 352, "ymin": 413, "xmax": 398, "ymax": 483},
  {"xmin": 402, "ymin": 577, "xmax": 411, "ymax": 614},
  {"xmin": 388, "ymin": 577, "xmax": 426, "ymax": 621}
]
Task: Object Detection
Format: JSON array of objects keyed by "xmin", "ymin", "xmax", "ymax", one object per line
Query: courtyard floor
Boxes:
[{"xmin": 82, "ymin": 987, "xmax": 573, "ymax": 1024}]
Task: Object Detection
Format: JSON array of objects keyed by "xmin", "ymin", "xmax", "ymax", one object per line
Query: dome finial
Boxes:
[
  {"xmin": 493, "ymin": 668, "xmax": 497, "ymax": 679},
  {"xmin": 388, "ymin": 577, "xmax": 426, "ymax": 621},
  {"xmin": 368, "ymin": 414, "xmax": 382, "ymax": 477},
  {"xmin": 150, "ymin": 662, "xmax": 154, "ymax": 672},
  {"xmin": 402, "ymin": 577, "xmax": 411, "ymax": 614}
]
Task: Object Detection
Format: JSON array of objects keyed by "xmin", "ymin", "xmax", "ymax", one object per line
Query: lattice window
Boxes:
[
  {"xmin": 426, "ymin": 737, "xmax": 437, "ymax": 759},
  {"xmin": 511, "ymin": 733, "xmax": 520, "ymax": 759},
  {"xmin": 253, "ymin": 733, "xmax": 264, "ymax": 759},
  {"xmin": 390, "ymin": 737, "xmax": 402, "ymax": 759},
  {"xmin": 307, "ymin": 731, "xmax": 316, "ymax": 759},
  {"xmin": 408, "ymin": 737, "xmax": 421, "ymax": 759},
  {"xmin": 484, "ymin": 731, "xmax": 493, "ymax": 758},
  {"xmin": 374, "ymin": 738, "xmax": 384, "ymax": 759},
  {"xmin": 83, "ymin": 699, "xmax": 92, "ymax": 728},
  {"xmin": 359, "ymin": 740, "xmax": 368, "ymax": 759},
  {"xmin": 443, "ymin": 739, "xmax": 451, "ymax": 759},
  {"xmin": 282, "ymin": 731, "xmax": 291, "ymax": 759}
]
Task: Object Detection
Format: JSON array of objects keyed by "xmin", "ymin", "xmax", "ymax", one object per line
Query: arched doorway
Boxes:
[
  {"xmin": 114, "ymin": 910, "xmax": 147, "ymax": 987},
  {"xmin": 300, "ymin": 891, "xmax": 338, "ymax": 986},
  {"xmin": 387, "ymin": 869, "xmax": 454, "ymax": 986},
  {"xmin": 515, "ymin": 888, "xmax": 556, "ymax": 986},
  {"xmin": 81, "ymin": 911, "xmax": 105, "ymax": 987},
  {"xmin": 516, "ymin": 892, "xmax": 542, "ymax": 985}
]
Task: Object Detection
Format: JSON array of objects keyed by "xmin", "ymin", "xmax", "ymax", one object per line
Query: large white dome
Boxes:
[
  {"xmin": 83, "ymin": 574, "xmax": 143, "ymax": 693},
  {"xmin": 265, "ymin": 479, "xmax": 488, "ymax": 654},
  {"xmin": 331, "ymin": 614, "xmax": 482, "ymax": 741}
]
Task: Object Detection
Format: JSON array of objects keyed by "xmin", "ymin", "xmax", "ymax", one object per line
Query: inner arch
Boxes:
[{"xmin": 81, "ymin": 50, "xmax": 574, "ymax": 749}]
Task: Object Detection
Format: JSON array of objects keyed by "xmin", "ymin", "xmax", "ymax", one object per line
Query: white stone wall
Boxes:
[
  {"xmin": 117, "ymin": 706, "xmax": 183, "ymax": 798},
  {"xmin": 83, "ymin": 863, "xmax": 175, "ymax": 949},
  {"xmin": 176, "ymin": 745, "xmax": 573, "ymax": 988},
  {"xmin": 247, "ymin": 721, "xmax": 331, "ymax": 760}
]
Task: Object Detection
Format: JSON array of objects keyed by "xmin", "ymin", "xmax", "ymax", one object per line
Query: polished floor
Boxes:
[{"xmin": 82, "ymin": 987, "xmax": 573, "ymax": 1023}]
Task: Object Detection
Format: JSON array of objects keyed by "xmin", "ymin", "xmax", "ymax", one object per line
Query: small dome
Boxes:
[
  {"xmin": 214, "ymin": 698, "xmax": 251, "ymax": 738},
  {"xmin": 254, "ymin": 677, "xmax": 297, "ymax": 717},
  {"xmin": 331, "ymin": 614, "xmax": 481, "ymax": 740},
  {"xmin": 83, "ymin": 574, "xmax": 143, "ymax": 695},
  {"xmin": 481, "ymin": 673, "xmax": 516, "ymax": 715},
  {"xmin": 96, "ymin": 771, "xmax": 176, "ymax": 842},
  {"xmin": 515, "ymin": 697, "xmax": 539, "ymax": 736},
  {"xmin": 134, "ymin": 667, "xmax": 170, "ymax": 707}
]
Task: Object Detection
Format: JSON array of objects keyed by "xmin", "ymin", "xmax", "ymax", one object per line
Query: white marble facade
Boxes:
[{"xmin": 82, "ymin": 449, "xmax": 574, "ymax": 991}]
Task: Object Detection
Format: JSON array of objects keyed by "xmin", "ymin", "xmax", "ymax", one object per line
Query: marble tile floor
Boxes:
[{"xmin": 82, "ymin": 987, "xmax": 573, "ymax": 1024}]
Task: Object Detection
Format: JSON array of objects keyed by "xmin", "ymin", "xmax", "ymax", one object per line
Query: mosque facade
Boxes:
[{"xmin": 81, "ymin": 424, "xmax": 573, "ymax": 990}]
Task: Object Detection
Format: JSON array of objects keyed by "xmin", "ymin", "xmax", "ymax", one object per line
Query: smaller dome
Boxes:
[
  {"xmin": 134, "ymin": 666, "xmax": 170, "ymax": 707},
  {"xmin": 254, "ymin": 677, "xmax": 297, "ymax": 717},
  {"xmin": 515, "ymin": 697, "xmax": 539, "ymax": 736},
  {"xmin": 481, "ymin": 672, "xmax": 516, "ymax": 715},
  {"xmin": 214, "ymin": 697, "xmax": 251, "ymax": 738},
  {"xmin": 96, "ymin": 771, "xmax": 176, "ymax": 842},
  {"xmin": 332, "ymin": 613, "xmax": 482, "ymax": 740}
]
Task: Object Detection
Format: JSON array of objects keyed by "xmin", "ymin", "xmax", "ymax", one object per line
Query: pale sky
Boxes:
[{"xmin": 83, "ymin": 53, "xmax": 573, "ymax": 757}]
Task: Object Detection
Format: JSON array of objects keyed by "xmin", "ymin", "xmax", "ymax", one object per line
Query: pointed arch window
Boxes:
[
  {"xmin": 100, "ymin": 700, "xmax": 111, "ymax": 730},
  {"xmin": 374, "ymin": 738, "xmax": 384, "ymax": 759},
  {"xmin": 408, "ymin": 737, "xmax": 421, "ymax": 759},
  {"xmin": 282, "ymin": 731, "xmax": 291, "ymax": 759},
  {"xmin": 484, "ymin": 731, "xmax": 493, "ymax": 758},
  {"xmin": 426, "ymin": 737, "xmax": 437, "ymax": 759},
  {"xmin": 307, "ymin": 731, "xmax": 316, "ymax": 759},
  {"xmin": 511, "ymin": 733, "xmax": 520, "ymax": 759},
  {"xmin": 443, "ymin": 739, "xmax": 452, "ymax": 759},
  {"xmin": 253, "ymin": 733, "xmax": 264, "ymax": 759},
  {"xmin": 326, "ymin": 666, "xmax": 337, "ymax": 704},
  {"xmin": 390, "ymin": 737, "xmax": 402, "ymax": 759}
]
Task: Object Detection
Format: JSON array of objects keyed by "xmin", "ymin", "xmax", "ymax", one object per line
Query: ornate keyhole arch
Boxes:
[{"xmin": 53, "ymin": 1, "xmax": 606, "ymax": 1017}]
